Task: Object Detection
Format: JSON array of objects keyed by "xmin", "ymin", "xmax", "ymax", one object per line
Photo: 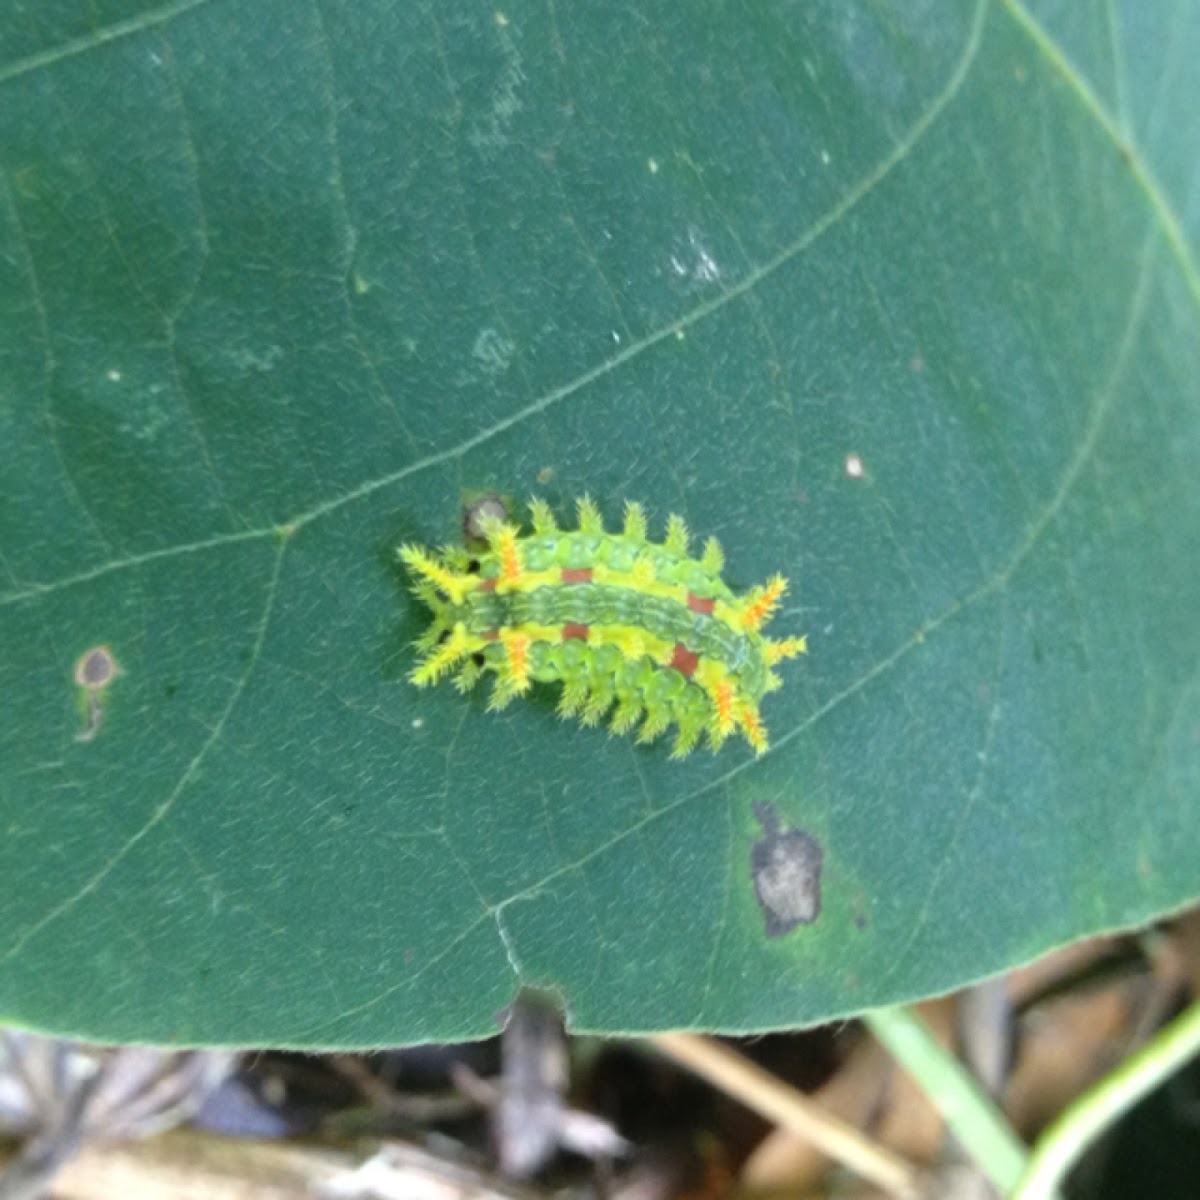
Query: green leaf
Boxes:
[{"xmin": 1, "ymin": 0, "xmax": 1197, "ymax": 1046}]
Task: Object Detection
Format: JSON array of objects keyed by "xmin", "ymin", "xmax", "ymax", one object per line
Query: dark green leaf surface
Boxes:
[{"xmin": 1, "ymin": 0, "xmax": 1197, "ymax": 1045}]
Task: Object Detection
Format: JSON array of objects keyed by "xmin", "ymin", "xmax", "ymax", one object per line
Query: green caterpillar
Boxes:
[{"xmin": 400, "ymin": 497, "xmax": 806, "ymax": 757}]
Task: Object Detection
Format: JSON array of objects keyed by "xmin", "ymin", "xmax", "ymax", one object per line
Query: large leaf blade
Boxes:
[{"xmin": 0, "ymin": 0, "xmax": 1196, "ymax": 1045}]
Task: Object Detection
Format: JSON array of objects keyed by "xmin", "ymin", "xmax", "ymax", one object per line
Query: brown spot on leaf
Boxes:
[
  {"xmin": 562, "ymin": 623, "xmax": 589, "ymax": 641},
  {"xmin": 687, "ymin": 593, "xmax": 715, "ymax": 615},
  {"xmin": 751, "ymin": 802, "xmax": 823, "ymax": 937},
  {"xmin": 560, "ymin": 567, "xmax": 593, "ymax": 584}
]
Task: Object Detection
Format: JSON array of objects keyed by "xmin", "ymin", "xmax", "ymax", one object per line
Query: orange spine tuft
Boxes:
[
  {"xmin": 503, "ymin": 629, "xmax": 531, "ymax": 690},
  {"xmin": 496, "ymin": 525, "xmax": 523, "ymax": 585},
  {"xmin": 742, "ymin": 574, "xmax": 787, "ymax": 631},
  {"xmin": 738, "ymin": 704, "xmax": 767, "ymax": 754},
  {"xmin": 712, "ymin": 679, "xmax": 736, "ymax": 737}
]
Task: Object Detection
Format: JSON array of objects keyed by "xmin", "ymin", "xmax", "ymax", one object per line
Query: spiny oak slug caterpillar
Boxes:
[{"xmin": 399, "ymin": 497, "xmax": 806, "ymax": 758}]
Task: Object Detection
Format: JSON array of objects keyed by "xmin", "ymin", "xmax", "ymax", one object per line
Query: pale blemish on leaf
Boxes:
[
  {"xmin": 118, "ymin": 386, "xmax": 170, "ymax": 442},
  {"xmin": 227, "ymin": 343, "xmax": 284, "ymax": 374},
  {"xmin": 468, "ymin": 15, "xmax": 525, "ymax": 155},
  {"xmin": 668, "ymin": 226, "xmax": 721, "ymax": 286},
  {"xmin": 472, "ymin": 328, "xmax": 516, "ymax": 376},
  {"xmin": 751, "ymin": 802, "xmax": 823, "ymax": 937},
  {"xmin": 462, "ymin": 492, "xmax": 511, "ymax": 543},
  {"xmin": 74, "ymin": 645, "xmax": 122, "ymax": 743}
]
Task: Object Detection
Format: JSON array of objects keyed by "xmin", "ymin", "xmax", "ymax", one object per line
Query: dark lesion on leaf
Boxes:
[
  {"xmin": 73, "ymin": 645, "xmax": 122, "ymax": 743},
  {"xmin": 751, "ymin": 801, "xmax": 823, "ymax": 938},
  {"xmin": 74, "ymin": 646, "xmax": 118, "ymax": 689}
]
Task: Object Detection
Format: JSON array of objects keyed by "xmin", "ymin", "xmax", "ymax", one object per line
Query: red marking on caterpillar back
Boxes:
[
  {"xmin": 400, "ymin": 496, "xmax": 807, "ymax": 757},
  {"xmin": 670, "ymin": 644, "xmax": 700, "ymax": 677}
]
